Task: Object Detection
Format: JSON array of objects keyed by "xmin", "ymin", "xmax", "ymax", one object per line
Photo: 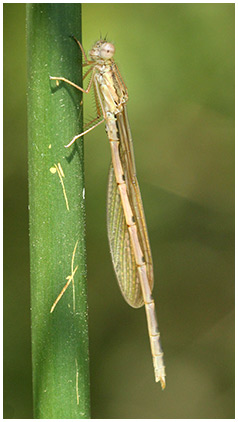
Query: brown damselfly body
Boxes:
[{"xmin": 50, "ymin": 37, "xmax": 166, "ymax": 389}]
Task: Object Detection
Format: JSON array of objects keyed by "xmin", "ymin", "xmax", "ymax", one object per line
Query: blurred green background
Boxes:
[{"xmin": 4, "ymin": 3, "xmax": 234, "ymax": 419}]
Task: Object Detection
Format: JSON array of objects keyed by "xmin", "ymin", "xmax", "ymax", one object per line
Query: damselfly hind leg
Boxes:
[{"xmin": 65, "ymin": 119, "xmax": 104, "ymax": 148}]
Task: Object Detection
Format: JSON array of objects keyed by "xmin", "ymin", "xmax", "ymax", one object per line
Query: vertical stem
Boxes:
[{"xmin": 27, "ymin": 4, "xmax": 90, "ymax": 418}]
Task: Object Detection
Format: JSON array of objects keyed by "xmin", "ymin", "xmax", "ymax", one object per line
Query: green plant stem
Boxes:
[{"xmin": 27, "ymin": 4, "xmax": 90, "ymax": 418}]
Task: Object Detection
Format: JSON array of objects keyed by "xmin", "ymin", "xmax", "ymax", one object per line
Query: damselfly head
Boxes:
[{"xmin": 89, "ymin": 40, "xmax": 115, "ymax": 61}]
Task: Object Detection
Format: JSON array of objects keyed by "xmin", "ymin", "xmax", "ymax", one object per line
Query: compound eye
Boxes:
[{"xmin": 100, "ymin": 43, "xmax": 115, "ymax": 59}]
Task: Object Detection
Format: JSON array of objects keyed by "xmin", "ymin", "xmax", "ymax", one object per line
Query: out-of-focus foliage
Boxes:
[{"xmin": 4, "ymin": 3, "xmax": 234, "ymax": 418}]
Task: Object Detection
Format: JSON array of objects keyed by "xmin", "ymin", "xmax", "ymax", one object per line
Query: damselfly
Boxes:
[{"xmin": 50, "ymin": 37, "xmax": 166, "ymax": 389}]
